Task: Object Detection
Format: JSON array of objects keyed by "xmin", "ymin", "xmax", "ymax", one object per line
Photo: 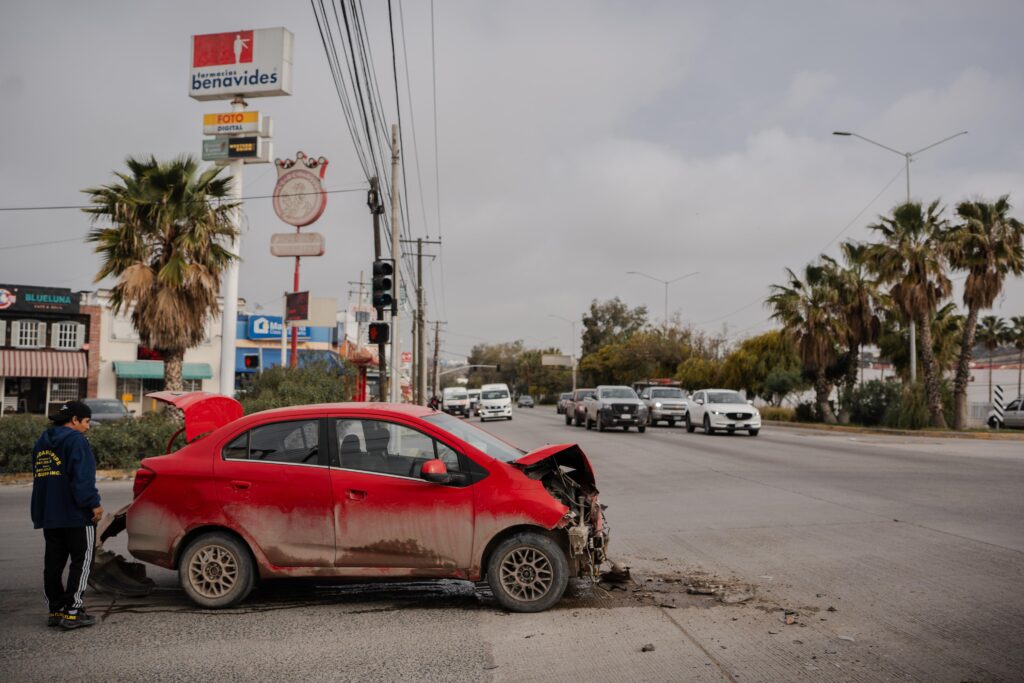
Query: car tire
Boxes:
[
  {"xmin": 585, "ymin": 413, "xmax": 592, "ymax": 430},
  {"xmin": 667, "ymin": 419, "xmax": 675, "ymax": 427},
  {"xmin": 703, "ymin": 415, "xmax": 715, "ymax": 435},
  {"xmin": 179, "ymin": 532, "xmax": 255, "ymax": 609},
  {"xmin": 638, "ymin": 425, "xmax": 646, "ymax": 433},
  {"xmin": 487, "ymin": 532, "xmax": 569, "ymax": 613},
  {"xmin": 623, "ymin": 425, "xmax": 629, "ymax": 432},
  {"xmin": 597, "ymin": 414, "xmax": 606, "ymax": 432},
  {"xmin": 749, "ymin": 429, "xmax": 760, "ymax": 436},
  {"xmin": 565, "ymin": 413, "xmax": 572, "ymax": 425},
  {"xmin": 987, "ymin": 416, "xmax": 1003, "ymax": 429},
  {"xmin": 507, "ymin": 416, "xmax": 513, "ymax": 421},
  {"xmin": 686, "ymin": 416, "xmax": 696, "ymax": 433}
]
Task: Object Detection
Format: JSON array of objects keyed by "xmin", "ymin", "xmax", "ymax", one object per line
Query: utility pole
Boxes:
[
  {"xmin": 401, "ymin": 238, "xmax": 439, "ymax": 404},
  {"xmin": 367, "ymin": 177, "xmax": 386, "ymax": 401},
  {"xmin": 389, "ymin": 124, "xmax": 402, "ymax": 403},
  {"xmin": 431, "ymin": 320, "xmax": 446, "ymax": 400},
  {"xmin": 218, "ymin": 95, "xmax": 246, "ymax": 396}
]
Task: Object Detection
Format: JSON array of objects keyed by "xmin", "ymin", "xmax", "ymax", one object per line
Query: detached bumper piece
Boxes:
[{"xmin": 88, "ymin": 507, "xmax": 155, "ymax": 598}]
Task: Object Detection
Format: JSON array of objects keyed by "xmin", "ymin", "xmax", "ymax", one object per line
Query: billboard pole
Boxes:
[
  {"xmin": 389, "ymin": 124, "xmax": 401, "ymax": 403},
  {"xmin": 218, "ymin": 95, "xmax": 246, "ymax": 397}
]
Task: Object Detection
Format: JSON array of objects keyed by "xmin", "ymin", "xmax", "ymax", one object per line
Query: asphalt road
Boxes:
[{"xmin": 2, "ymin": 408, "xmax": 1023, "ymax": 681}]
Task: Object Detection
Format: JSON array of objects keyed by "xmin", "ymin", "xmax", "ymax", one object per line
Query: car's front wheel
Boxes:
[
  {"xmin": 179, "ymin": 532, "xmax": 255, "ymax": 608},
  {"xmin": 749, "ymin": 429, "xmax": 760, "ymax": 436},
  {"xmin": 565, "ymin": 412, "xmax": 572, "ymax": 425},
  {"xmin": 487, "ymin": 532, "xmax": 568, "ymax": 613},
  {"xmin": 703, "ymin": 415, "xmax": 715, "ymax": 435},
  {"xmin": 686, "ymin": 415, "xmax": 696, "ymax": 433}
]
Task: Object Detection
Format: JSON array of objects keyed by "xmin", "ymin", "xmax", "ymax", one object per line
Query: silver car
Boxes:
[{"xmin": 989, "ymin": 396, "xmax": 1024, "ymax": 429}]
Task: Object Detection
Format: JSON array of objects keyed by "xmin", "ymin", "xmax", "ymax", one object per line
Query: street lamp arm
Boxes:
[
  {"xmin": 667, "ymin": 271, "xmax": 700, "ymax": 285},
  {"xmin": 842, "ymin": 132, "xmax": 906, "ymax": 157},
  {"xmin": 910, "ymin": 130, "xmax": 968, "ymax": 157},
  {"xmin": 626, "ymin": 270, "xmax": 666, "ymax": 285}
]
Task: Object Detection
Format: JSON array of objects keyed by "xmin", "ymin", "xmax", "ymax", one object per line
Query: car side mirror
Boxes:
[
  {"xmin": 696, "ymin": 399, "xmax": 704, "ymax": 405},
  {"xmin": 421, "ymin": 459, "xmax": 451, "ymax": 484},
  {"xmin": 747, "ymin": 400, "xmax": 753, "ymax": 405}
]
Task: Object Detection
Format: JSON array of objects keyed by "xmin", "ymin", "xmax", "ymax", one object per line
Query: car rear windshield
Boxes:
[
  {"xmin": 423, "ymin": 412, "xmax": 524, "ymax": 462},
  {"xmin": 650, "ymin": 388, "xmax": 685, "ymax": 398},
  {"xmin": 482, "ymin": 390, "xmax": 509, "ymax": 399},
  {"xmin": 708, "ymin": 391, "xmax": 745, "ymax": 404},
  {"xmin": 600, "ymin": 387, "xmax": 637, "ymax": 399}
]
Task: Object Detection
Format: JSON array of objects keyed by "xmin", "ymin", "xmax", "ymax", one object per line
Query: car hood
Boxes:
[
  {"xmin": 148, "ymin": 391, "xmax": 243, "ymax": 442},
  {"xmin": 512, "ymin": 443, "xmax": 596, "ymax": 491},
  {"xmin": 597, "ymin": 396, "xmax": 643, "ymax": 405},
  {"xmin": 706, "ymin": 403, "xmax": 759, "ymax": 412}
]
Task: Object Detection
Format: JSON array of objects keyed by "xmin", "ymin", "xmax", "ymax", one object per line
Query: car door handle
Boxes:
[
  {"xmin": 230, "ymin": 480, "xmax": 251, "ymax": 490},
  {"xmin": 346, "ymin": 489, "xmax": 367, "ymax": 501}
]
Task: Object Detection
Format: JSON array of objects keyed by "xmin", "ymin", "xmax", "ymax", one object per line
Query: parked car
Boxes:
[
  {"xmin": 478, "ymin": 383, "xmax": 512, "ymax": 421},
  {"xmin": 988, "ymin": 396, "xmax": 1024, "ymax": 429},
  {"xmin": 467, "ymin": 389, "xmax": 482, "ymax": 416},
  {"xmin": 81, "ymin": 398, "xmax": 132, "ymax": 424},
  {"xmin": 637, "ymin": 386, "xmax": 689, "ymax": 427},
  {"xmin": 442, "ymin": 386, "xmax": 470, "ymax": 417},
  {"xmin": 582, "ymin": 385, "xmax": 648, "ymax": 432},
  {"xmin": 686, "ymin": 389, "xmax": 761, "ymax": 436},
  {"xmin": 108, "ymin": 392, "xmax": 609, "ymax": 613},
  {"xmin": 556, "ymin": 393, "xmax": 573, "ymax": 415},
  {"xmin": 517, "ymin": 395, "xmax": 535, "ymax": 408},
  {"xmin": 566, "ymin": 388, "xmax": 596, "ymax": 426}
]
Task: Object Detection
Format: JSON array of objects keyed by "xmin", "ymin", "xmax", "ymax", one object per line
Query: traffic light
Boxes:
[
  {"xmin": 372, "ymin": 259, "xmax": 394, "ymax": 310},
  {"xmin": 243, "ymin": 354, "xmax": 260, "ymax": 370},
  {"xmin": 368, "ymin": 322, "xmax": 390, "ymax": 344}
]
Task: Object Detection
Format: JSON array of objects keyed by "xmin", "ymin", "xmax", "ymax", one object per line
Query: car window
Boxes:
[
  {"xmin": 482, "ymin": 390, "xmax": 509, "ymax": 399},
  {"xmin": 333, "ymin": 419, "xmax": 463, "ymax": 477},
  {"xmin": 223, "ymin": 420, "xmax": 320, "ymax": 464},
  {"xmin": 708, "ymin": 391, "xmax": 745, "ymax": 404},
  {"xmin": 599, "ymin": 387, "xmax": 637, "ymax": 399},
  {"xmin": 423, "ymin": 412, "xmax": 524, "ymax": 462},
  {"xmin": 1006, "ymin": 399, "xmax": 1022, "ymax": 411}
]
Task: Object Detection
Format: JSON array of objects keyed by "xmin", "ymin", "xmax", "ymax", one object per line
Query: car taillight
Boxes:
[{"xmin": 133, "ymin": 467, "xmax": 156, "ymax": 498}]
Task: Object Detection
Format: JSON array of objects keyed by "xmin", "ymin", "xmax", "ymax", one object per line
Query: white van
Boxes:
[
  {"xmin": 478, "ymin": 383, "xmax": 512, "ymax": 421},
  {"xmin": 442, "ymin": 386, "xmax": 470, "ymax": 417}
]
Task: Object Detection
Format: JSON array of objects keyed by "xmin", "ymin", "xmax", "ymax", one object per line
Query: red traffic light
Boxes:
[
  {"xmin": 243, "ymin": 354, "xmax": 260, "ymax": 369},
  {"xmin": 368, "ymin": 322, "xmax": 390, "ymax": 344}
]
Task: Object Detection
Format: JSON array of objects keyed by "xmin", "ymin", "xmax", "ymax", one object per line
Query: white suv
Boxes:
[
  {"xmin": 686, "ymin": 389, "xmax": 761, "ymax": 436},
  {"xmin": 478, "ymin": 383, "xmax": 512, "ymax": 421}
]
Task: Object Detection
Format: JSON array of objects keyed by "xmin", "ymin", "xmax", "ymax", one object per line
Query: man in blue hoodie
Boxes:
[{"xmin": 31, "ymin": 400, "xmax": 103, "ymax": 629}]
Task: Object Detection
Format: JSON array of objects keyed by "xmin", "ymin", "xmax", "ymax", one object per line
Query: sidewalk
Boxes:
[{"xmin": 765, "ymin": 420, "xmax": 1024, "ymax": 441}]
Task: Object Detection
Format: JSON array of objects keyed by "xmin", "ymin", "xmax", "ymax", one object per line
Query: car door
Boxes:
[
  {"xmin": 328, "ymin": 417, "xmax": 475, "ymax": 571},
  {"xmin": 690, "ymin": 391, "xmax": 706, "ymax": 422},
  {"xmin": 215, "ymin": 416, "xmax": 335, "ymax": 567},
  {"xmin": 1005, "ymin": 399, "xmax": 1023, "ymax": 427}
]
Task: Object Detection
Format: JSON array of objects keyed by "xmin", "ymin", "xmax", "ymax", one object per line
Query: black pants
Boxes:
[{"xmin": 43, "ymin": 526, "xmax": 95, "ymax": 612}]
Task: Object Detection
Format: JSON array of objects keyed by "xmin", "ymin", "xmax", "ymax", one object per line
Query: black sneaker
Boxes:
[
  {"xmin": 47, "ymin": 611, "xmax": 64, "ymax": 627},
  {"xmin": 60, "ymin": 610, "xmax": 96, "ymax": 629}
]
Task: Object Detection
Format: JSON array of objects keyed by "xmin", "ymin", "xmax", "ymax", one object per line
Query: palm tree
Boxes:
[
  {"xmin": 945, "ymin": 196, "xmax": 1024, "ymax": 428},
  {"xmin": 866, "ymin": 201, "xmax": 952, "ymax": 428},
  {"xmin": 821, "ymin": 241, "xmax": 881, "ymax": 424},
  {"xmin": 1011, "ymin": 315, "xmax": 1024, "ymax": 397},
  {"xmin": 84, "ymin": 155, "xmax": 238, "ymax": 392},
  {"xmin": 976, "ymin": 315, "xmax": 1009, "ymax": 405},
  {"xmin": 767, "ymin": 263, "xmax": 842, "ymax": 423}
]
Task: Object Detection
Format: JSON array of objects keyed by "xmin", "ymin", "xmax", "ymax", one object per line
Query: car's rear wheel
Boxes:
[
  {"xmin": 704, "ymin": 415, "xmax": 715, "ymax": 435},
  {"xmin": 179, "ymin": 532, "xmax": 254, "ymax": 608},
  {"xmin": 686, "ymin": 415, "xmax": 696, "ymax": 433},
  {"xmin": 585, "ymin": 413, "xmax": 592, "ymax": 430},
  {"xmin": 487, "ymin": 532, "xmax": 568, "ymax": 613},
  {"xmin": 565, "ymin": 412, "xmax": 572, "ymax": 425},
  {"xmin": 597, "ymin": 414, "xmax": 606, "ymax": 432}
]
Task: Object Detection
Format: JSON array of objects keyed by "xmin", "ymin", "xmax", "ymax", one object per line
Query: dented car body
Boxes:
[{"xmin": 118, "ymin": 392, "xmax": 608, "ymax": 612}]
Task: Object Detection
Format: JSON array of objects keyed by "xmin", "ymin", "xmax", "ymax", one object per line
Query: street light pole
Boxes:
[
  {"xmin": 833, "ymin": 129, "xmax": 967, "ymax": 382},
  {"xmin": 548, "ymin": 314, "xmax": 577, "ymax": 392},
  {"xmin": 626, "ymin": 270, "xmax": 699, "ymax": 330}
]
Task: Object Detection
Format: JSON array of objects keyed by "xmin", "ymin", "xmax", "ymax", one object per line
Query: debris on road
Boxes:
[
  {"xmin": 838, "ymin": 635, "xmax": 855, "ymax": 642},
  {"xmin": 827, "ymin": 606, "xmax": 837, "ymax": 612},
  {"xmin": 783, "ymin": 610, "xmax": 799, "ymax": 625},
  {"xmin": 600, "ymin": 562, "xmax": 632, "ymax": 584},
  {"xmin": 89, "ymin": 548, "xmax": 154, "ymax": 598},
  {"xmin": 640, "ymin": 643, "xmax": 656, "ymax": 652}
]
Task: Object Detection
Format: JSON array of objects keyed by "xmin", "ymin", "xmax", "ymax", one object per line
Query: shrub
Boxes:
[
  {"xmin": 241, "ymin": 361, "xmax": 354, "ymax": 414},
  {"xmin": 847, "ymin": 380, "xmax": 901, "ymax": 427},
  {"xmin": 793, "ymin": 401, "xmax": 820, "ymax": 423},
  {"xmin": 0, "ymin": 414, "xmax": 49, "ymax": 473},
  {"xmin": 760, "ymin": 406, "xmax": 795, "ymax": 422},
  {"xmin": 883, "ymin": 383, "xmax": 929, "ymax": 429}
]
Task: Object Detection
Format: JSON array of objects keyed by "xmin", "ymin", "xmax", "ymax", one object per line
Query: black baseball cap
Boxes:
[{"xmin": 49, "ymin": 400, "xmax": 92, "ymax": 425}]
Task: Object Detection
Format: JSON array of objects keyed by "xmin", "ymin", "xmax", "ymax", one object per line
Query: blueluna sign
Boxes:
[{"xmin": 190, "ymin": 28, "xmax": 293, "ymax": 101}]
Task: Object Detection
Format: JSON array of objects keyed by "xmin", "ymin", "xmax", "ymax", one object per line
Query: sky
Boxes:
[{"xmin": 2, "ymin": 0, "xmax": 1022, "ymax": 362}]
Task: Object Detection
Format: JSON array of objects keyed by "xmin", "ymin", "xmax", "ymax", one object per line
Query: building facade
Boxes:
[{"xmin": 0, "ymin": 284, "xmax": 101, "ymax": 416}]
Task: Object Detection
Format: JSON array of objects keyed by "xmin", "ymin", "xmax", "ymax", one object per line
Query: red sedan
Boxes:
[{"xmin": 118, "ymin": 392, "xmax": 609, "ymax": 613}]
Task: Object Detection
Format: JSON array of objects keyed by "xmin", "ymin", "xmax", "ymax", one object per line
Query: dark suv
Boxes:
[{"xmin": 566, "ymin": 388, "xmax": 596, "ymax": 426}]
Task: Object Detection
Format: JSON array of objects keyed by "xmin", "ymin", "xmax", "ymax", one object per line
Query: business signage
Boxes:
[
  {"xmin": 270, "ymin": 232, "xmax": 325, "ymax": 257},
  {"xmin": 286, "ymin": 291, "xmax": 309, "ymax": 322},
  {"xmin": 246, "ymin": 315, "xmax": 309, "ymax": 340},
  {"xmin": 273, "ymin": 152, "xmax": 329, "ymax": 227},
  {"xmin": 0, "ymin": 284, "xmax": 79, "ymax": 314},
  {"xmin": 203, "ymin": 111, "xmax": 271, "ymax": 136},
  {"xmin": 202, "ymin": 136, "xmax": 271, "ymax": 164},
  {"xmin": 190, "ymin": 27, "xmax": 294, "ymax": 101}
]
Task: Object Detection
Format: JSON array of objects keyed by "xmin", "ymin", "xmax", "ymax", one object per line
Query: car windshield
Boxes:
[
  {"xmin": 482, "ymin": 390, "xmax": 509, "ymax": 400},
  {"xmin": 423, "ymin": 412, "xmax": 525, "ymax": 462},
  {"xmin": 707, "ymin": 391, "xmax": 746, "ymax": 404},
  {"xmin": 576, "ymin": 391, "xmax": 595, "ymax": 400},
  {"xmin": 599, "ymin": 387, "xmax": 636, "ymax": 399},
  {"xmin": 560, "ymin": 393, "xmax": 572, "ymax": 400},
  {"xmin": 650, "ymin": 388, "xmax": 685, "ymax": 398},
  {"xmin": 85, "ymin": 400, "xmax": 126, "ymax": 413},
  {"xmin": 520, "ymin": 396, "xmax": 533, "ymax": 401},
  {"xmin": 444, "ymin": 390, "xmax": 467, "ymax": 399}
]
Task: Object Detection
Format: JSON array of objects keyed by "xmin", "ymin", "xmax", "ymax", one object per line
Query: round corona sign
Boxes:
[{"xmin": 272, "ymin": 152, "xmax": 328, "ymax": 227}]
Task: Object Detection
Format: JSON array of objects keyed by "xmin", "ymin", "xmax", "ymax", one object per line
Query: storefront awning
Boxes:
[
  {"xmin": 0, "ymin": 350, "xmax": 88, "ymax": 378},
  {"xmin": 113, "ymin": 360, "xmax": 213, "ymax": 380}
]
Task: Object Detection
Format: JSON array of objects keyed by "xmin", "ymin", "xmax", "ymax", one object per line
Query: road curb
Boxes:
[{"xmin": 764, "ymin": 421, "xmax": 1024, "ymax": 441}]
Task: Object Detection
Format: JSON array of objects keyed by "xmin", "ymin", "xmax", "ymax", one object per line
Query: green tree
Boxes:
[
  {"xmin": 580, "ymin": 298, "xmax": 647, "ymax": 357},
  {"xmin": 675, "ymin": 356, "xmax": 721, "ymax": 390},
  {"xmin": 1010, "ymin": 315, "xmax": 1024, "ymax": 397},
  {"xmin": 718, "ymin": 330, "xmax": 804, "ymax": 403},
  {"xmin": 821, "ymin": 241, "xmax": 882, "ymax": 424},
  {"xmin": 946, "ymin": 196, "xmax": 1024, "ymax": 428},
  {"xmin": 240, "ymin": 362, "xmax": 354, "ymax": 414},
  {"xmin": 466, "ymin": 341, "xmax": 525, "ymax": 389},
  {"xmin": 976, "ymin": 315, "xmax": 1009, "ymax": 405},
  {"xmin": 84, "ymin": 155, "xmax": 238, "ymax": 392},
  {"xmin": 866, "ymin": 201, "xmax": 952, "ymax": 428},
  {"xmin": 767, "ymin": 263, "xmax": 842, "ymax": 423}
]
